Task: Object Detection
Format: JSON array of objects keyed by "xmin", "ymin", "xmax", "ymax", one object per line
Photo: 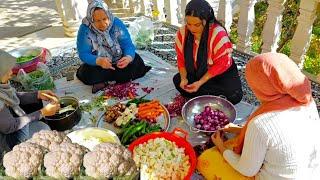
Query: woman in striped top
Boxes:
[{"xmin": 173, "ymin": 0, "xmax": 243, "ymax": 104}]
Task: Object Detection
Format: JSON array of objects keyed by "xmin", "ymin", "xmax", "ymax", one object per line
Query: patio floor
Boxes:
[
  {"xmin": 38, "ymin": 22, "xmax": 320, "ymax": 115},
  {"xmin": 1, "ymin": 0, "xmax": 319, "ymax": 113}
]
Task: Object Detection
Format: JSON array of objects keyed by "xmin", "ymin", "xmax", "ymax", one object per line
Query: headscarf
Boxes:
[
  {"xmin": 184, "ymin": 0, "xmax": 215, "ymax": 80},
  {"xmin": 0, "ymin": 49, "xmax": 16, "ymax": 77},
  {"xmin": 234, "ymin": 52, "xmax": 312, "ymax": 154},
  {"xmin": 82, "ymin": 0, "xmax": 122, "ymax": 63},
  {"xmin": 0, "ymin": 50, "xmax": 26, "ymax": 116}
]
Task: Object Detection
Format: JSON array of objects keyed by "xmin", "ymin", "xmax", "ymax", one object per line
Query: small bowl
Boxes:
[
  {"xmin": 9, "ymin": 47, "xmax": 48, "ymax": 74},
  {"xmin": 181, "ymin": 95, "xmax": 237, "ymax": 133},
  {"xmin": 44, "ymin": 96, "xmax": 81, "ymax": 131}
]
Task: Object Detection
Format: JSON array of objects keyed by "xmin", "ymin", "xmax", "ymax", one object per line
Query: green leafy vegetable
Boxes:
[
  {"xmin": 126, "ymin": 95, "xmax": 150, "ymax": 106},
  {"xmin": 16, "ymin": 55, "xmax": 36, "ymax": 63}
]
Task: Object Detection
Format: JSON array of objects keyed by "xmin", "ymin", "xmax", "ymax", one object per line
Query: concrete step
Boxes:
[
  {"xmin": 109, "ymin": 7, "xmax": 132, "ymax": 14},
  {"xmin": 112, "ymin": 12, "xmax": 134, "ymax": 18}
]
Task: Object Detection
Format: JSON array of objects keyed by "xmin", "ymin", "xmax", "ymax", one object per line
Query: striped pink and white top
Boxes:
[{"xmin": 175, "ymin": 23, "xmax": 233, "ymax": 77}]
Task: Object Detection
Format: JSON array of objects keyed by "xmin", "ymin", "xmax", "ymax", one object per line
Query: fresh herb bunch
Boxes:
[{"xmin": 80, "ymin": 95, "xmax": 105, "ymax": 112}]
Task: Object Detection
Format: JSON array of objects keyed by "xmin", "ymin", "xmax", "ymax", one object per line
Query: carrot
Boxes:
[
  {"xmin": 128, "ymin": 92, "xmax": 135, "ymax": 99},
  {"xmin": 137, "ymin": 100, "xmax": 164, "ymax": 122}
]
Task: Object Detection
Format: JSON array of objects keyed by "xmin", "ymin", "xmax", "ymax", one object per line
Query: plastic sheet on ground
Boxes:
[{"xmin": 53, "ymin": 50, "xmax": 255, "ymax": 146}]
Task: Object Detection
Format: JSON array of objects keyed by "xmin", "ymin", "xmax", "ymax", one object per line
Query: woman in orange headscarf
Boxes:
[{"xmin": 198, "ymin": 53, "xmax": 320, "ymax": 179}]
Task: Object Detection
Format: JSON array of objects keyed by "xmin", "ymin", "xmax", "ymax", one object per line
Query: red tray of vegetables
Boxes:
[{"xmin": 128, "ymin": 128, "xmax": 197, "ymax": 180}]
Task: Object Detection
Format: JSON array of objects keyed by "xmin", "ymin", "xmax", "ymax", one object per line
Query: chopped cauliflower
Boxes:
[
  {"xmin": 3, "ymin": 142, "xmax": 44, "ymax": 179},
  {"xmin": 28, "ymin": 130, "xmax": 71, "ymax": 150},
  {"xmin": 83, "ymin": 143, "xmax": 137, "ymax": 179},
  {"xmin": 133, "ymin": 138, "xmax": 190, "ymax": 179}
]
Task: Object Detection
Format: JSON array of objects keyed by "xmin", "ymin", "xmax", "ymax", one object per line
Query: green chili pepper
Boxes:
[
  {"xmin": 122, "ymin": 121, "xmax": 147, "ymax": 145},
  {"xmin": 120, "ymin": 125, "xmax": 136, "ymax": 143},
  {"xmin": 126, "ymin": 95, "xmax": 150, "ymax": 106}
]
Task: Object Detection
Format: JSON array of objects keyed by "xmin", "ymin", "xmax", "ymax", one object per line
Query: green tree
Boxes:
[{"xmin": 229, "ymin": 0, "xmax": 320, "ymax": 75}]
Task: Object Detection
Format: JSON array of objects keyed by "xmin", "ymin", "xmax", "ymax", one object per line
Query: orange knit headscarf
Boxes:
[{"xmin": 234, "ymin": 52, "xmax": 312, "ymax": 154}]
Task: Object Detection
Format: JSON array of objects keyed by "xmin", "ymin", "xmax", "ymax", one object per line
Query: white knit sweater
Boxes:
[{"xmin": 223, "ymin": 101, "xmax": 320, "ymax": 180}]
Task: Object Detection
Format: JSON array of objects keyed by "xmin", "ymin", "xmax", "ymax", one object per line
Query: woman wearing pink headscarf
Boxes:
[{"xmin": 198, "ymin": 53, "xmax": 320, "ymax": 179}]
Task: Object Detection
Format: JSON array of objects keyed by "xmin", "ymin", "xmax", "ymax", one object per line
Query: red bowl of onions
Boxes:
[{"xmin": 181, "ymin": 95, "xmax": 237, "ymax": 133}]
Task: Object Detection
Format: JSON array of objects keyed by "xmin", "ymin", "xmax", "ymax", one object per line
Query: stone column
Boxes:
[
  {"xmin": 164, "ymin": 0, "xmax": 179, "ymax": 25},
  {"xmin": 290, "ymin": 0, "xmax": 319, "ymax": 65},
  {"xmin": 55, "ymin": 0, "xmax": 87, "ymax": 37},
  {"xmin": 140, "ymin": 0, "xmax": 146, "ymax": 15},
  {"xmin": 180, "ymin": 0, "xmax": 191, "ymax": 24},
  {"xmin": 261, "ymin": 0, "xmax": 287, "ymax": 53},
  {"xmin": 181, "ymin": 0, "xmax": 188, "ymax": 17},
  {"xmin": 236, "ymin": 0, "xmax": 257, "ymax": 52},
  {"xmin": 217, "ymin": 0, "xmax": 234, "ymax": 33}
]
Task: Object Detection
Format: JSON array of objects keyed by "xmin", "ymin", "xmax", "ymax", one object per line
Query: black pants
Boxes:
[
  {"xmin": 173, "ymin": 61, "xmax": 243, "ymax": 105},
  {"xmin": 76, "ymin": 53, "xmax": 151, "ymax": 85}
]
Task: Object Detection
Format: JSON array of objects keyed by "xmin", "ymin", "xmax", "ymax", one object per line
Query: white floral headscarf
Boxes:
[{"xmin": 82, "ymin": 0, "xmax": 122, "ymax": 63}]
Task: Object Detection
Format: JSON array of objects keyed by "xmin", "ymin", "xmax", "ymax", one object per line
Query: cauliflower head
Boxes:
[
  {"xmin": 83, "ymin": 143, "xmax": 137, "ymax": 179},
  {"xmin": 44, "ymin": 150, "xmax": 82, "ymax": 179},
  {"xmin": 28, "ymin": 130, "xmax": 71, "ymax": 150},
  {"xmin": 3, "ymin": 142, "xmax": 44, "ymax": 179},
  {"xmin": 50, "ymin": 142, "xmax": 89, "ymax": 156}
]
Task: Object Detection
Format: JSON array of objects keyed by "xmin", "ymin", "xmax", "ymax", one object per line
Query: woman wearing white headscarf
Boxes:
[
  {"xmin": 76, "ymin": 0, "xmax": 151, "ymax": 93},
  {"xmin": 0, "ymin": 50, "xmax": 59, "ymax": 156}
]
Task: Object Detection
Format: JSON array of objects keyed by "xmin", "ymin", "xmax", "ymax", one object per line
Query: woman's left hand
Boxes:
[
  {"xmin": 117, "ymin": 56, "xmax": 132, "ymax": 69},
  {"xmin": 185, "ymin": 81, "xmax": 202, "ymax": 93},
  {"xmin": 211, "ymin": 130, "xmax": 226, "ymax": 154},
  {"xmin": 38, "ymin": 90, "xmax": 59, "ymax": 103}
]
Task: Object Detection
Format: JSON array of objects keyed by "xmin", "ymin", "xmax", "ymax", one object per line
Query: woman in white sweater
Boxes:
[{"xmin": 198, "ymin": 52, "xmax": 320, "ymax": 179}]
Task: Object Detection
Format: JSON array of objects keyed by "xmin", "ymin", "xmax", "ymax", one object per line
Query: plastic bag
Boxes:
[
  {"xmin": 128, "ymin": 17, "xmax": 155, "ymax": 49},
  {"xmin": 17, "ymin": 62, "xmax": 55, "ymax": 91}
]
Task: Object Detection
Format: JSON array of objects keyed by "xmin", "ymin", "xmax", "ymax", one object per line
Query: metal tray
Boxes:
[{"xmin": 96, "ymin": 102, "xmax": 171, "ymax": 133}]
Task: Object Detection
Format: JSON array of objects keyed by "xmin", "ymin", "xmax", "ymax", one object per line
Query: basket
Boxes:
[{"xmin": 128, "ymin": 128, "xmax": 197, "ymax": 179}]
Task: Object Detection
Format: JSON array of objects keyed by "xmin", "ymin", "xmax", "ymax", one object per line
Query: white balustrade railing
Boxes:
[
  {"xmin": 58, "ymin": 0, "xmax": 318, "ymax": 72},
  {"xmin": 55, "ymin": 0, "xmax": 318, "ymax": 68},
  {"xmin": 105, "ymin": 0, "xmax": 319, "ymax": 66}
]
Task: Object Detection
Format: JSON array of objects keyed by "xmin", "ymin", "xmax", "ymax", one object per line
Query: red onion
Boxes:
[
  {"xmin": 141, "ymin": 87, "xmax": 154, "ymax": 94},
  {"xmin": 194, "ymin": 106, "xmax": 229, "ymax": 131},
  {"xmin": 104, "ymin": 82, "xmax": 139, "ymax": 100},
  {"xmin": 164, "ymin": 94, "xmax": 188, "ymax": 117}
]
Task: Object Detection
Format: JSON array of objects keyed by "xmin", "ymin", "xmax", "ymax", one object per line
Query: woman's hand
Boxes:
[
  {"xmin": 40, "ymin": 103, "xmax": 60, "ymax": 117},
  {"xmin": 38, "ymin": 90, "xmax": 59, "ymax": 104},
  {"xmin": 96, "ymin": 57, "xmax": 115, "ymax": 70},
  {"xmin": 180, "ymin": 78, "xmax": 188, "ymax": 90},
  {"xmin": 117, "ymin": 56, "xmax": 132, "ymax": 69},
  {"xmin": 185, "ymin": 81, "xmax": 202, "ymax": 93},
  {"xmin": 211, "ymin": 130, "xmax": 226, "ymax": 154},
  {"xmin": 222, "ymin": 123, "xmax": 243, "ymax": 134}
]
